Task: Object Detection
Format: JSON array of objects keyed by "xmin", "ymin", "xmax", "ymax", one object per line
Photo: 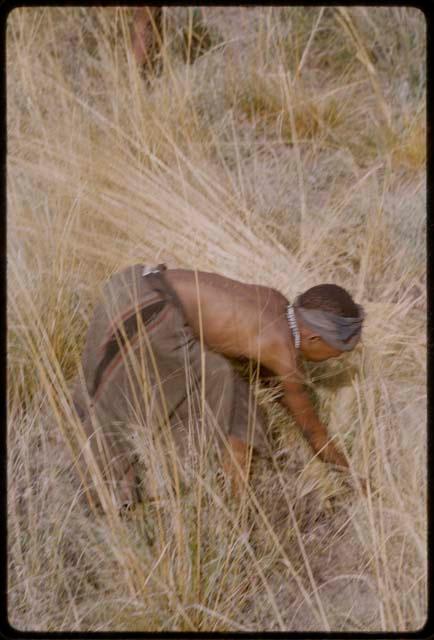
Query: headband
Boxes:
[{"xmin": 292, "ymin": 298, "xmax": 365, "ymax": 352}]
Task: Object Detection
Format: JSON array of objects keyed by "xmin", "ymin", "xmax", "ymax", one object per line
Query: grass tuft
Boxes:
[{"xmin": 7, "ymin": 6, "xmax": 426, "ymax": 633}]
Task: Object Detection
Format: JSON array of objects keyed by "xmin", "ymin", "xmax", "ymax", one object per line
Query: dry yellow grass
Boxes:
[{"xmin": 7, "ymin": 6, "xmax": 426, "ymax": 632}]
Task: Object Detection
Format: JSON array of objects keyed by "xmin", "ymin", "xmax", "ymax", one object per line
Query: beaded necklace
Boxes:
[{"xmin": 286, "ymin": 304, "xmax": 301, "ymax": 350}]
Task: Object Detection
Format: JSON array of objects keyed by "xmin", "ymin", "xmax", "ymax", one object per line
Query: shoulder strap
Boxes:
[{"xmin": 89, "ymin": 264, "xmax": 168, "ymax": 398}]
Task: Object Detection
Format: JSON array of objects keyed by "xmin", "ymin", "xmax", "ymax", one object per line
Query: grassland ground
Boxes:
[{"xmin": 7, "ymin": 6, "xmax": 426, "ymax": 632}]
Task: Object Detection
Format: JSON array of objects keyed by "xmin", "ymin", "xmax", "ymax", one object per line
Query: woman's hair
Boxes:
[{"xmin": 298, "ymin": 284, "xmax": 360, "ymax": 317}]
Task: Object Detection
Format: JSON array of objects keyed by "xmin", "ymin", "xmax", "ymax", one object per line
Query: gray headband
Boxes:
[{"xmin": 294, "ymin": 298, "xmax": 365, "ymax": 352}]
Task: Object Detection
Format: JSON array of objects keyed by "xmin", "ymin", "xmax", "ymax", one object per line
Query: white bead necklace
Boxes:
[{"xmin": 286, "ymin": 304, "xmax": 301, "ymax": 350}]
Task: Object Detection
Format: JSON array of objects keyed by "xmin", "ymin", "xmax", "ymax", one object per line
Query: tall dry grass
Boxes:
[{"xmin": 7, "ymin": 6, "xmax": 426, "ymax": 632}]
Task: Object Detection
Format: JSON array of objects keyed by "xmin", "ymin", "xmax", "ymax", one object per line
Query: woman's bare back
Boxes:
[{"xmin": 164, "ymin": 269, "xmax": 289, "ymax": 360}]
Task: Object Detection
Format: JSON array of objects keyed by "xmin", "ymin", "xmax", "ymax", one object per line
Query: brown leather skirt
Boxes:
[{"xmin": 72, "ymin": 264, "xmax": 268, "ymax": 507}]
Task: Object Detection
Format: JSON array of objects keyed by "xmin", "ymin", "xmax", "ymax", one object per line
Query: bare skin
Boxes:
[
  {"xmin": 162, "ymin": 268, "xmax": 357, "ymax": 494},
  {"xmin": 131, "ymin": 7, "xmax": 162, "ymax": 69}
]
